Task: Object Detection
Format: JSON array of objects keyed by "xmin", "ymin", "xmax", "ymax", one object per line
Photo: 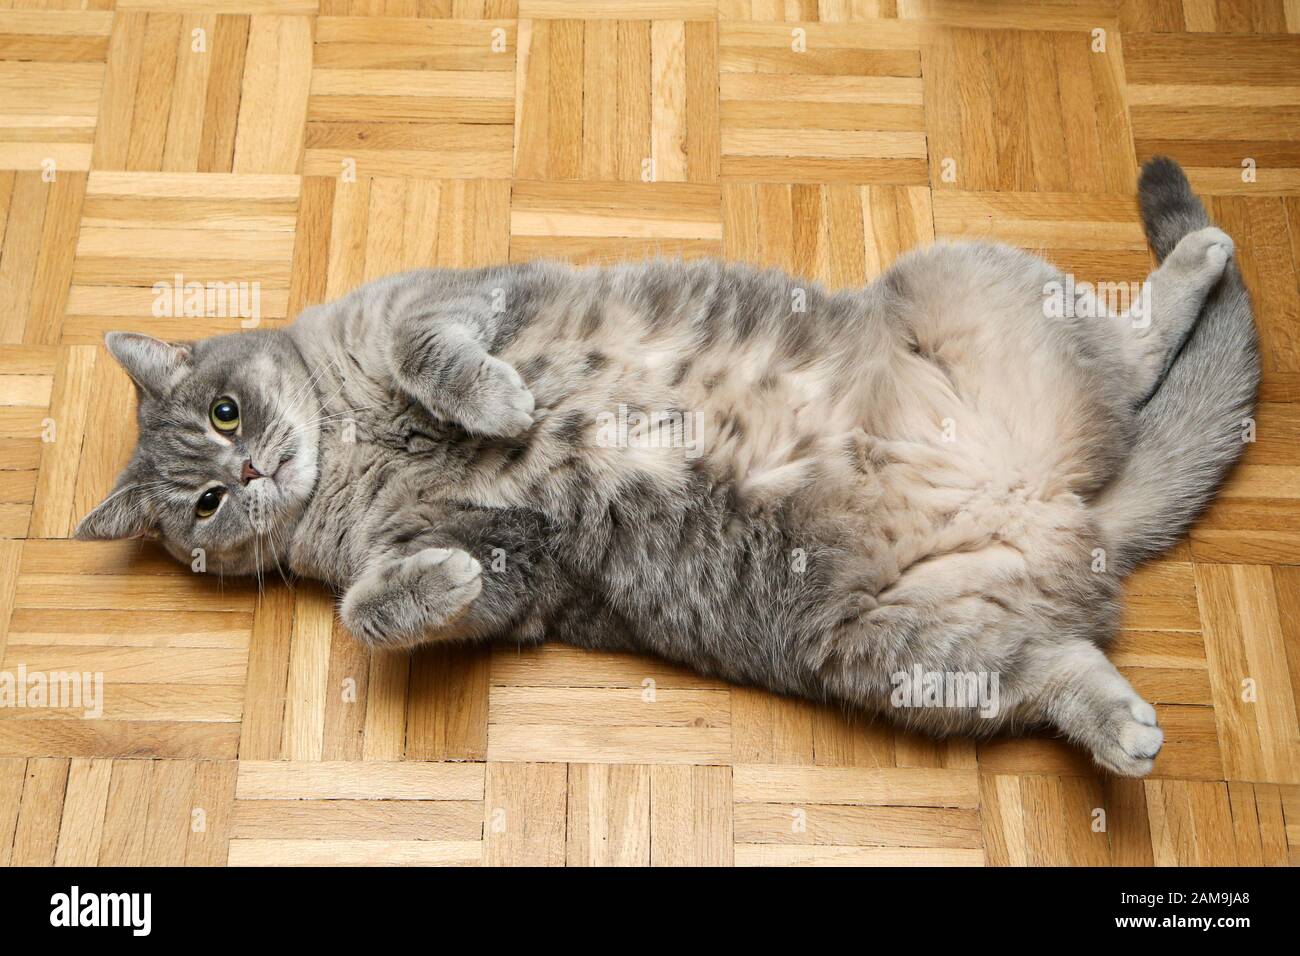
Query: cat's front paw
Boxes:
[
  {"xmin": 341, "ymin": 547, "xmax": 483, "ymax": 649},
  {"xmin": 459, "ymin": 356, "xmax": 536, "ymax": 437}
]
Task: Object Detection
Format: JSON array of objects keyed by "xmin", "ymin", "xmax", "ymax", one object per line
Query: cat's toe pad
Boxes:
[
  {"xmin": 468, "ymin": 356, "xmax": 535, "ymax": 437},
  {"xmin": 1091, "ymin": 699, "xmax": 1164, "ymax": 777},
  {"xmin": 1129, "ymin": 698, "xmax": 1158, "ymax": 726},
  {"xmin": 404, "ymin": 547, "xmax": 482, "ymax": 611},
  {"xmin": 1176, "ymin": 226, "xmax": 1234, "ymax": 275},
  {"xmin": 411, "ymin": 546, "xmax": 481, "ymax": 587},
  {"xmin": 341, "ymin": 547, "xmax": 483, "ymax": 648}
]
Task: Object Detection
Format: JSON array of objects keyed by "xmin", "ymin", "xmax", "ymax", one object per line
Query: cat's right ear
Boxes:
[
  {"xmin": 104, "ymin": 331, "xmax": 190, "ymax": 399},
  {"xmin": 74, "ymin": 465, "xmax": 156, "ymax": 542}
]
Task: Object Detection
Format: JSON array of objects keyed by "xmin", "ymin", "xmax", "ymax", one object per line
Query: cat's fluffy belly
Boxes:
[{"xmin": 466, "ymin": 242, "xmax": 1110, "ymax": 624}]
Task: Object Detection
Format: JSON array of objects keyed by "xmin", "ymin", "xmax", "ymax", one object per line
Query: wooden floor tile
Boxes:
[
  {"xmin": 483, "ymin": 760, "xmax": 566, "ymax": 865},
  {"xmin": 230, "ymin": 760, "xmax": 483, "ymax": 865},
  {"xmin": 0, "ymin": 11, "xmax": 109, "ymax": 173},
  {"xmin": 932, "ymin": 190, "xmax": 1153, "ymax": 286},
  {"xmin": 724, "ymin": 182, "xmax": 932, "ymax": 285},
  {"xmin": 307, "ymin": 17, "xmax": 514, "ymax": 179},
  {"xmin": 1125, "ymin": 32, "xmax": 1300, "ymax": 195},
  {"xmin": 733, "ymin": 764, "xmax": 982, "ymax": 866},
  {"xmin": 1195, "ymin": 563, "xmax": 1300, "ymax": 784},
  {"xmin": 1119, "ymin": 0, "xmax": 1297, "ymax": 34},
  {"xmin": 720, "ymin": 20, "xmax": 926, "ymax": 183},
  {"xmin": 0, "ymin": 172, "xmax": 86, "ymax": 345},
  {"xmin": 922, "ymin": 26, "xmax": 1134, "ymax": 193},
  {"xmin": 509, "ymin": 179, "xmax": 721, "ymax": 263},
  {"xmin": 65, "ymin": 172, "xmax": 300, "ymax": 343},
  {"xmin": 516, "ymin": 17, "xmax": 717, "ymax": 182}
]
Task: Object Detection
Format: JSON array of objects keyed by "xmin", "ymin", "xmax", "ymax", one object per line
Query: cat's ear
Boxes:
[
  {"xmin": 74, "ymin": 466, "xmax": 157, "ymax": 542},
  {"xmin": 104, "ymin": 331, "xmax": 190, "ymax": 399}
]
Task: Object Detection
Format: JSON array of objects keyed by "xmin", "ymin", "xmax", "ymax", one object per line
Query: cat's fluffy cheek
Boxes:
[{"xmin": 274, "ymin": 453, "xmax": 316, "ymax": 504}]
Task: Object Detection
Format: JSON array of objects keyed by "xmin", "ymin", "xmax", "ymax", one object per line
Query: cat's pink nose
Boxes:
[{"xmin": 240, "ymin": 460, "xmax": 262, "ymax": 485}]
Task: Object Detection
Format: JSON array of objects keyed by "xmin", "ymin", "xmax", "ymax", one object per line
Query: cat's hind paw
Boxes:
[{"xmin": 1169, "ymin": 226, "xmax": 1234, "ymax": 281}]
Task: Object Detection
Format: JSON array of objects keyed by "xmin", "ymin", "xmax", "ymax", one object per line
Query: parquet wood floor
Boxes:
[{"xmin": 0, "ymin": 0, "xmax": 1297, "ymax": 867}]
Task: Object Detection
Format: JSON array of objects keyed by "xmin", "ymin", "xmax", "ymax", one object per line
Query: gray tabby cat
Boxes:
[{"xmin": 77, "ymin": 158, "xmax": 1257, "ymax": 777}]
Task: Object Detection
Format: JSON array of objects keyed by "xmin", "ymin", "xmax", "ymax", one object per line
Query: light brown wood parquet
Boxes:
[{"xmin": 0, "ymin": 0, "xmax": 1297, "ymax": 866}]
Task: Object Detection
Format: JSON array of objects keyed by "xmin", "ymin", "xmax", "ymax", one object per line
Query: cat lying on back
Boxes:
[{"xmin": 77, "ymin": 158, "xmax": 1257, "ymax": 777}]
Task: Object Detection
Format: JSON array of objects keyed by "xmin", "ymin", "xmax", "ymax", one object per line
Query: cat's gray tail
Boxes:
[{"xmin": 1092, "ymin": 157, "xmax": 1259, "ymax": 575}]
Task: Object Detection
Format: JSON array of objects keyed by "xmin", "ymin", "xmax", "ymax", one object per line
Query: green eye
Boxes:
[
  {"xmin": 196, "ymin": 487, "xmax": 224, "ymax": 518},
  {"xmin": 210, "ymin": 396, "xmax": 239, "ymax": 433}
]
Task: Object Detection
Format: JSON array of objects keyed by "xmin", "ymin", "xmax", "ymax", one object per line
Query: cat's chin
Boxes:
[{"xmin": 183, "ymin": 529, "xmax": 296, "ymax": 578}]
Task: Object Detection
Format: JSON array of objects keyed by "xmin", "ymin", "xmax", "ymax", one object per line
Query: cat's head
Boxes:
[{"xmin": 75, "ymin": 330, "xmax": 322, "ymax": 575}]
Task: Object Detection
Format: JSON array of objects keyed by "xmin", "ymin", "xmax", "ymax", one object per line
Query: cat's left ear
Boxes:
[
  {"xmin": 104, "ymin": 331, "xmax": 190, "ymax": 399},
  {"xmin": 74, "ymin": 462, "xmax": 157, "ymax": 541}
]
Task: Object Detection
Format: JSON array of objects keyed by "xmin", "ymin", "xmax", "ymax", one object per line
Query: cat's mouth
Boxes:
[
  {"xmin": 248, "ymin": 453, "xmax": 294, "ymax": 484},
  {"xmin": 266, "ymin": 452, "xmax": 304, "ymax": 494},
  {"xmin": 255, "ymin": 445, "xmax": 316, "ymax": 511},
  {"xmin": 233, "ymin": 429, "xmax": 318, "ymax": 549}
]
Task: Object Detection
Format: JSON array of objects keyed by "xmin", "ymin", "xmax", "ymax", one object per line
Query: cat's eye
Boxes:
[
  {"xmin": 210, "ymin": 396, "xmax": 240, "ymax": 433},
  {"xmin": 195, "ymin": 487, "xmax": 225, "ymax": 518}
]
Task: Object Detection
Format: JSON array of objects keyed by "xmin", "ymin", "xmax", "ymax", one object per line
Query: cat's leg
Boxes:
[
  {"xmin": 1026, "ymin": 640, "xmax": 1164, "ymax": 776},
  {"xmin": 1117, "ymin": 225, "xmax": 1234, "ymax": 400},
  {"xmin": 390, "ymin": 318, "xmax": 535, "ymax": 438},
  {"xmin": 340, "ymin": 547, "xmax": 484, "ymax": 648}
]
